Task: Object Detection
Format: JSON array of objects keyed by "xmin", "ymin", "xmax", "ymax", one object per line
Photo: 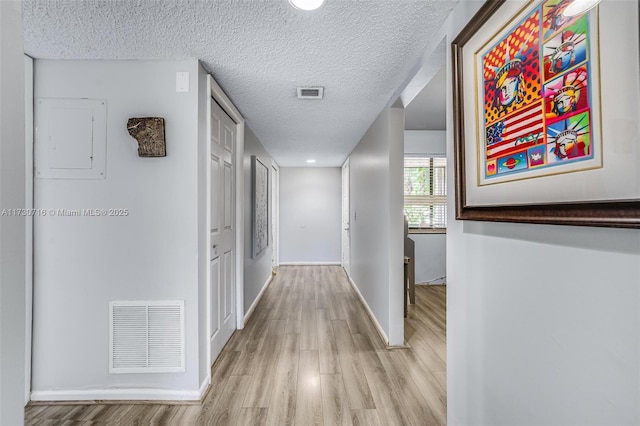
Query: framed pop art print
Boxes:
[{"xmin": 452, "ymin": 0, "xmax": 640, "ymax": 228}]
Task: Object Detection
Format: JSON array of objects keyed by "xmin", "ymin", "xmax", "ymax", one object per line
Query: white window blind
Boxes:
[{"xmin": 404, "ymin": 156, "xmax": 447, "ymax": 229}]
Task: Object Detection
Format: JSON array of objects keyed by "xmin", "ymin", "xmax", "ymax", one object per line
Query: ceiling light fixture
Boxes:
[
  {"xmin": 306, "ymin": 159, "xmax": 316, "ymax": 164},
  {"xmin": 562, "ymin": 0, "xmax": 601, "ymax": 16},
  {"xmin": 289, "ymin": 0, "xmax": 325, "ymax": 11}
]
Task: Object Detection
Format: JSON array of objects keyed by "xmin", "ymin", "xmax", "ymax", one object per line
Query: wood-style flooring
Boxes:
[{"xmin": 25, "ymin": 266, "xmax": 446, "ymax": 425}]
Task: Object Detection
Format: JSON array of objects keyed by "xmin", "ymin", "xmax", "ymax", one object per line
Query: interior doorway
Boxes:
[
  {"xmin": 271, "ymin": 164, "xmax": 279, "ymax": 271},
  {"xmin": 206, "ymin": 75, "xmax": 246, "ymax": 372},
  {"xmin": 402, "ymin": 57, "xmax": 448, "ymax": 395},
  {"xmin": 341, "ymin": 159, "xmax": 350, "ymax": 276},
  {"xmin": 208, "ymin": 97, "xmax": 237, "ymax": 366}
]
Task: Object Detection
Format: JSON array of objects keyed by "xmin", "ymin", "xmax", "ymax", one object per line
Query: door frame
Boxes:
[
  {"xmin": 271, "ymin": 163, "xmax": 280, "ymax": 270},
  {"xmin": 206, "ymin": 75, "xmax": 245, "ymax": 379},
  {"xmin": 341, "ymin": 158, "xmax": 351, "ymax": 276},
  {"xmin": 24, "ymin": 55, "xmax": 34, "ymax": 405}
]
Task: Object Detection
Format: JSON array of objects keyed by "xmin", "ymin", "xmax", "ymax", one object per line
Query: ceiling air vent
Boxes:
[{"xmin": 297, "ymin": 86, "xmax": 324, "ymax": 99}]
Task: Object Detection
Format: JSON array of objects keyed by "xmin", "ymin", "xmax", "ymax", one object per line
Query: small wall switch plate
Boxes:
[{"xmin": 176, "ymin": 72, "xmax": 189, "ymax": 93}]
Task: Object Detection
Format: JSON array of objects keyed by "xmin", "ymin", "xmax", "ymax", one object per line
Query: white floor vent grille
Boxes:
[{"xmin": 109, "ymin": 300, "xmax": 185, "ymax": 374}]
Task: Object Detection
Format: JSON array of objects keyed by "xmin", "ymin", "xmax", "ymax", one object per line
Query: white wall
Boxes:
[
  {"xmin": 412, "ymin": 235, "xmax": 446, "ymax": 284},
  {"xmin": 404, "ymin": 130, "xmax": 446, "ymax": 156},
  {"xmin": 243, "ymin": 126, "xmax": 274, "ymax": 314},
  {"xmin": 32, "ymin": 60, "xmax": 202, "ymax": 398},
  {"xmin": 349, "ymin": 108, "xmax": 405, "ymax": 346},
  {"xmin": 445, "ymin": 1, "xmax": 640, "ymax": 424},
  {"xmin": 405, "ymin": 130, "xmax": 447, "ymax": 284},
  {"xmin": 279, "ymin": 167, "xmax": 342, "ymax": 265},
  {"xmin": 0, "ymin": 1, "xmax": 26, "ymax": 422}
]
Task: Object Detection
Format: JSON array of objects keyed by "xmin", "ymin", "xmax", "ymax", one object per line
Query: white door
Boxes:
[
  {"xmin": 271, "ymin": 165, "xmax": 278, "ymax": 271},
  {"xmin": 210, "ymin": 99, "xmax": 236, "ymax": 364},
  {"xmin": 341, "ymin": 159, "xmax": 351, "ymax": 276}
]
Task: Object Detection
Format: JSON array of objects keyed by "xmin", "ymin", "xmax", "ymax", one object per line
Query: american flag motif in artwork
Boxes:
[{"xmin": 486, "ymin": 101, "xmax": 544, "ymax": 160}]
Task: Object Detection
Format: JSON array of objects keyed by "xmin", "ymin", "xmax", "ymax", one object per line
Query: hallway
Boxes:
[{"xmin": 25, "ymin": 266, "xmax": 447, "ymax": 425}]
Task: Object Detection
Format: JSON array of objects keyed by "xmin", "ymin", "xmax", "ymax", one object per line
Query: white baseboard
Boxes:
[
  {"xmin": 31, "ymin": 387, "xmax": 203, "ymax": 402},
  {"xmin": 279, "ymin": 262, "xmax": 341, "ymax": 266},
  {"xmin": 198, "ymin": 376, "xmax": 210, "ymax": 400},
  {"xmin": 243, "ymin": 274, "xmax": 273, "ymax": 324},
  {"xmin": 344, "ymin": 272, "xmax": 390, "ymax": 347}
]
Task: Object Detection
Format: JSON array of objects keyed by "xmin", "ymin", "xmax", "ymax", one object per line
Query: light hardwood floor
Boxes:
[{"xmin": 25, "ymin": 266, "xmax": 446, "ymax": 425}]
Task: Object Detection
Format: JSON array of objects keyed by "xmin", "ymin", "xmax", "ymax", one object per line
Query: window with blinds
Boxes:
[{"xmin": 404, "ymin": 156, "xmax": 447, "ymax": 229}]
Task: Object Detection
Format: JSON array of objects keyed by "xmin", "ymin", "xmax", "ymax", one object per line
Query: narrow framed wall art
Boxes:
[{"xmin": 252, "ymin": 155, "xmax": 269, "ymax": 257}]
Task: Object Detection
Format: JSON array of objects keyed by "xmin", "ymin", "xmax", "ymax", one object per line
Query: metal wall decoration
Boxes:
[
  {"xmin": 127, "ymin": 117, "xmax": 166, "ymax": 157},
  {"xmin": 451, "ymin": 0, "xmax": 640, "ymax": 228}
]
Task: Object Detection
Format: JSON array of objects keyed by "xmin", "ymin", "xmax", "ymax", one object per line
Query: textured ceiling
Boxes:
[
  {"xmin": 23, "ymin": 0, "xmax": 458, "ymax": 167},
  {"xmin": 405, "ymin": 65, "xmax": 447, "ymax": 130}
]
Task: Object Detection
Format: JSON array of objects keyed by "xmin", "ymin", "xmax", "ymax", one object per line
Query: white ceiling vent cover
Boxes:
[
  {"xmin": 297, "ymin": 86, "xmax": 324, "ymax": 99},
  {"xmin": 109, "ymin": 300, "xmax": 185, "ymax": 374}
]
